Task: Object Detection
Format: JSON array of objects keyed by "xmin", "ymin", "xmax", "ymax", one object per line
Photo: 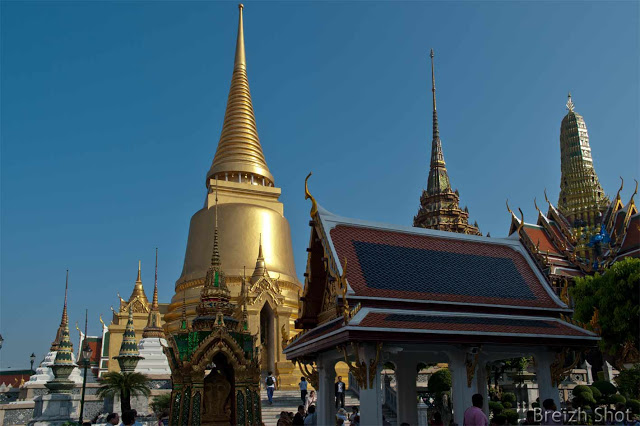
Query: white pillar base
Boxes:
[
  {"xmin": 317, "ymin": 354, "xmax": 336, "ymax": 426},
  {"xmin": 449, "ymin": 350, "xmax": 478, "ymax": 426},
  {"xmin": 396, "ymin": 356, "xmax": 418, "ymax": 425},
  {"xmin": 534, "ymin": 351, "xmax": 559, "ymax": 408}
]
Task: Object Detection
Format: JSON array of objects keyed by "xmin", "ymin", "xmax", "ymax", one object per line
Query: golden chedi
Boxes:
[{"xmin": 163, "ymin": 4, "xmax": 302, "ymax": 389}]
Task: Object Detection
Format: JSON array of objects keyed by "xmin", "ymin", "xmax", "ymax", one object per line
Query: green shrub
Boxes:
[
  {"xmin": 531, "ymin": 401, "xmax": 540, "ymax": 408},
  {"xmin": 493, "ymin": 414, "xmax": 507, "ymax": 425},
  {"xmin": 488, "ymin": 401, "xmax": 504, "ymax": 414},
  {"xmin": 503, "ymin": 409, "xmax": 519, "ymax": 425},
  {"xmin": 572, "ymin": 386, "xmax": 596, "ymax": 409},
  {"xmin": 608, "ymin": 394, "xmax": 627, "ymax": 405},
  {"xmin": 573, "ymin": 385, "xmax": 592, "ymax": 395},
  {"xmin": 597, "ymin": 371, "xmax": 605, "ymax": 381},
  {"xmin": 592, "ymin": 380, "xmax": 617, "ymax": 396},
  {"xmin": 428, "ymin": 369, "xmax": 452, "ymax": 394},
  {"xmin": 627, "ymin": 399, "xmax": 640, "ymax": 414},
  {"xmin": 502, "ymin": 402, "xmax": 512, "ymax": 409},
  {"xmin": 501, "ymin": 392, "xmax": 516, "ymax": 404},
  {"xmin": 589, "ymin": 386, "xmax": 602, "ymax": 399}
]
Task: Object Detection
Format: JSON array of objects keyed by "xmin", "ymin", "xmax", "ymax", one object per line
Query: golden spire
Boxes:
[
  {"xmin": 50, "ymin": 270, "xmax": 70, "ymax": 351},
  {"xmin": 128, "ymin": 260, "xmax": 149, "ymax": 305},
  {"xmin": 143, "ymin": 248, "xmax": 164, "ymax": 338},
  {"xmin": 426, "ymin": 49, "xmax": 450, "ymax": 195},
  {"xmin": 152, "ymin": 249, "xmax": 159, "ymax": 310},
  {"xmin": 206, "ymin": 4, "xmax": 274, "ymax": 187},
  {"xmin": 251, "ymin": 233, "xmax": 268, "ymax": 282}
]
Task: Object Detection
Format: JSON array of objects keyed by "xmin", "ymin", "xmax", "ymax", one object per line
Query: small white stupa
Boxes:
[{"xmin": 134, "ymin": 249, "xmax": 170, "ymax": 376}]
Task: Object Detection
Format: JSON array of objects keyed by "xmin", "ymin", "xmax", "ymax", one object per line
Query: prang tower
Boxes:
[
  {"xmin": 163, "ymin": 4, "xmax": 301, "ymax": 388},
  {"xmin": 558, "ymin": 93, "xmax": 609, "ymax": 227}
]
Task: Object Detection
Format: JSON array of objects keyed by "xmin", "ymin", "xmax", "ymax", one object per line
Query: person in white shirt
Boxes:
[
  {"xmin": 334, "ymin": 376, "xmax": 346, "ymax": 409},
  {"xmin": 265, "ymin": 371, "xmax": 277, "ymax": 405},
  {"xmin": 299, "ymin": 376, "xmax": 308, "ymax": 404}
]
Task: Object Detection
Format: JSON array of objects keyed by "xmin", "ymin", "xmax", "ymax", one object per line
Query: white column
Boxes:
[
  {"xmin": 359, "ymin": 344, "xmax": 383, "ymax": 426},
  {"xmin": 449, "ymin": 351, "xmax": 478, "ymax": 426},
  {"xmin": 475, "ymin": 358, "xmax": 489, "ymax": 418},
  {"xmin": 317, "ymin": 354, "xmax": 336, "ymax": 426},
  {"xmin": 396, "ymin": 356, "xmax": 418, "ymax": 425},
  {"xmin": 534, "ymin": 351, "xmax": 559, "ymax": 408}
]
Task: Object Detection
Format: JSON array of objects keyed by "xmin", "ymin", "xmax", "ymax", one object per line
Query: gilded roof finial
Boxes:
[
  {"xmin": 629, "ymin": 179, "xmax": 638, "ymax": 204},
  {"xmin": 566, "ymin": 92, "xmax": 575, "ymax": 112},
  {"xmin": 305, "ymin": 172, "xmax": 318, "ymax": 218},
  {"xmin": 615, "ymin": 177, "xmax": 624, "ymax": 201},
  {"xmin": 129, "ymin": 260, "xmax": 148, "ymax": 305},
  {"xmin": 534, "ymin": 197, "xmax": 542, "ymax": 215},
  {"xmin": 136, "ymin": 260, "xmax": 141, "ymax": 283},
  {"xmin": 506, "ymin": 199, "xmax": 514, "ymax": 216},
  {"xmin": 235, "ymin": 4, "xmax": 246, "ymax": 70}
]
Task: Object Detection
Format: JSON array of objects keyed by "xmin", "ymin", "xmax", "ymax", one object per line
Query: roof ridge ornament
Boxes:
[{"xmin": 305, "ymin": 172, "xmax": 318, "ymax": 218}]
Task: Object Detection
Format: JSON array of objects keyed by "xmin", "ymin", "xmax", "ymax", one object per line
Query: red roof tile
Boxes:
[
  {"xmin": 330, "ymin": 225, "xmax": 559, "ymax": 309},
  {"xmin": 620, "ymin": 215, "xmax": 639, "ymax": 253},
  {"xmin": 524, "ymin": 226, "xmax": 561, "ymax": 255}
]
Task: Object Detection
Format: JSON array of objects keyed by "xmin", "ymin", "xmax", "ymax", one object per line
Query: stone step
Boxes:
[{"xmin": 259, "ymin": 390, "xmax": 360, "ymax": 426}]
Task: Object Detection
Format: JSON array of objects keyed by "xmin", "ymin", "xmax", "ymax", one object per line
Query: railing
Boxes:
[{"xmin": 383, "ymin": 377, "xmax": 397, "ymax": 416}]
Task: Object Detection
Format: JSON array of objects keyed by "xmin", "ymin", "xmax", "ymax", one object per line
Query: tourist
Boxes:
[
  {"xmin": 521, "ymin": 410, "xmax": 537, "ymax": 425},
  {"xmin": 292, "ymin": 405, "xmax": 305, "ymax": 425},
  {"xmin": 540, "ymin": 399, "xmax": 562, "ymax": 425},
  {"xmin": 335, "ymin": 375, "xmax": 346, "ymax": 409},
  {"xmin": 299, "ymin": 376, "xmax": 308, "ymax": 404},
  {"xmin": 463, "ymin": 393, "xmax": 488, "ymax": 426},
  {"xmin": 277, "ymin": 411, "xmax": 293, "ymax": 426},
  {"xmin": 106, "ymin": 413, "xmax": 120, "ymax": 425},
  {"xmin": 349, "ymin": 406, "xmax": 360, "ymax": 426},
  {"xmin": 431, "ymin": 412, "xmax": 444, "ymax": 426},
  {"xmin": 120, "ymin": 410, "xmax": 136, "ymax": 426},
  {"xmin": 305, "ymin": 390, "xmax": 317, "ymax": 413},
  {"xmin": 266, "ymin": 371, "xmax": 277, "ymax": 405},
  {"xmin": 304, "ymin": 405, "xmax": 317, "ymax": 425},
  {"xmin": 336, "ymin": 407, "xmax": 348, "ymax": 425}
]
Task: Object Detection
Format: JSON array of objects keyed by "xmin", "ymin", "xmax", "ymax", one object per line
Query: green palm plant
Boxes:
[{"xmin": 97, "ymin": 372, "xmax": 151, "ymax": 412}]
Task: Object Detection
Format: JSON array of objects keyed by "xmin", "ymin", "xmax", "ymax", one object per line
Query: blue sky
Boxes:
[{"xmin": 1, "ymin": 1, "xmax": 638, "ymax": 369}]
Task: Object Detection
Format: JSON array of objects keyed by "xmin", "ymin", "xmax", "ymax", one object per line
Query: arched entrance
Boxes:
[
  {"xmin": 259, "ymin": 303, "xmax": 276, "ymax": 374},
  {"xmin": 203, "ymin": 353, "xmax": 235, "ymax": 426}
]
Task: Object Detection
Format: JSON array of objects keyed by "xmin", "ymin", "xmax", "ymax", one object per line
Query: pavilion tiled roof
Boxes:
[
  {"xmin": 329, "ymin": 224, "xmax": 561, "ymax": 309},
  {"xmin": 358, "ymin": 312, "xmax": 593, "ymax": 338}
]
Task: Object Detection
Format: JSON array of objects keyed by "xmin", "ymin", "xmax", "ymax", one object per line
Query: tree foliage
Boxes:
[
  {"xmin": 615, "ymin": 364, "xmax": 640, "ymax": 399},
  {"xmin": 97, "ymin": 372, "xmax": 150, "ymax": 412},
  {"xmin": 571, "ymin": 258, "xmax": 640, "ymax": 358},
  {"xmin": 151, "ymin": 393, "xmax": 172, "ymax": 415}
]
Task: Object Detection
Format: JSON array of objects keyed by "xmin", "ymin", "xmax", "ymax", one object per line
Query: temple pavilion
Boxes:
[{"xmin": 285, "ymin": 179, "xmax": 599, "ymax": 425}]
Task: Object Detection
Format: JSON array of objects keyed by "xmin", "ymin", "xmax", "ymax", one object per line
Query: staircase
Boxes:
[{"xmin": 260, "ymin": 389, "xmax": 361, "ymax": 426}]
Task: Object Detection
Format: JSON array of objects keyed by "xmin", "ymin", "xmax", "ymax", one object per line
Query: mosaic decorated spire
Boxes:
[
  {"xmin": 558, "ymin": 93, "xmax": 609, "ymax": 227},
  {"xmin": 114, "ymin": 306, "xmax": 144, "ymax": 372},
  {"xmin": 194, "ymin": 183, "xmax": 236, "ymax": 329},
  {"xmin": 426, "ymin": 49, "xmax": 450, "ymax": 195},
  {"xmin": 143, "ymin": 248, "xmax": 165, "ymax": 339},
  {"xmin": 50, "ymin": 270, "xmax": 69, "ymax": 351},
  {"xmin": 414, "ymin": 50, "xmax": 481, "ymax": 235},
  {"xmin": 205, "ymin": 3, "xmax": 274, "ymax": 187},
  {"xmin": 45, "ymin": 271, "xmax": 77, "ymax": 394}
]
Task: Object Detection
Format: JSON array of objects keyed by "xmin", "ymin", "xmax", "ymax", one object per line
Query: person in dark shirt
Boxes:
[{"xmin": 293, "ymin": 405, "xmax": 305, "ymax": 425}]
